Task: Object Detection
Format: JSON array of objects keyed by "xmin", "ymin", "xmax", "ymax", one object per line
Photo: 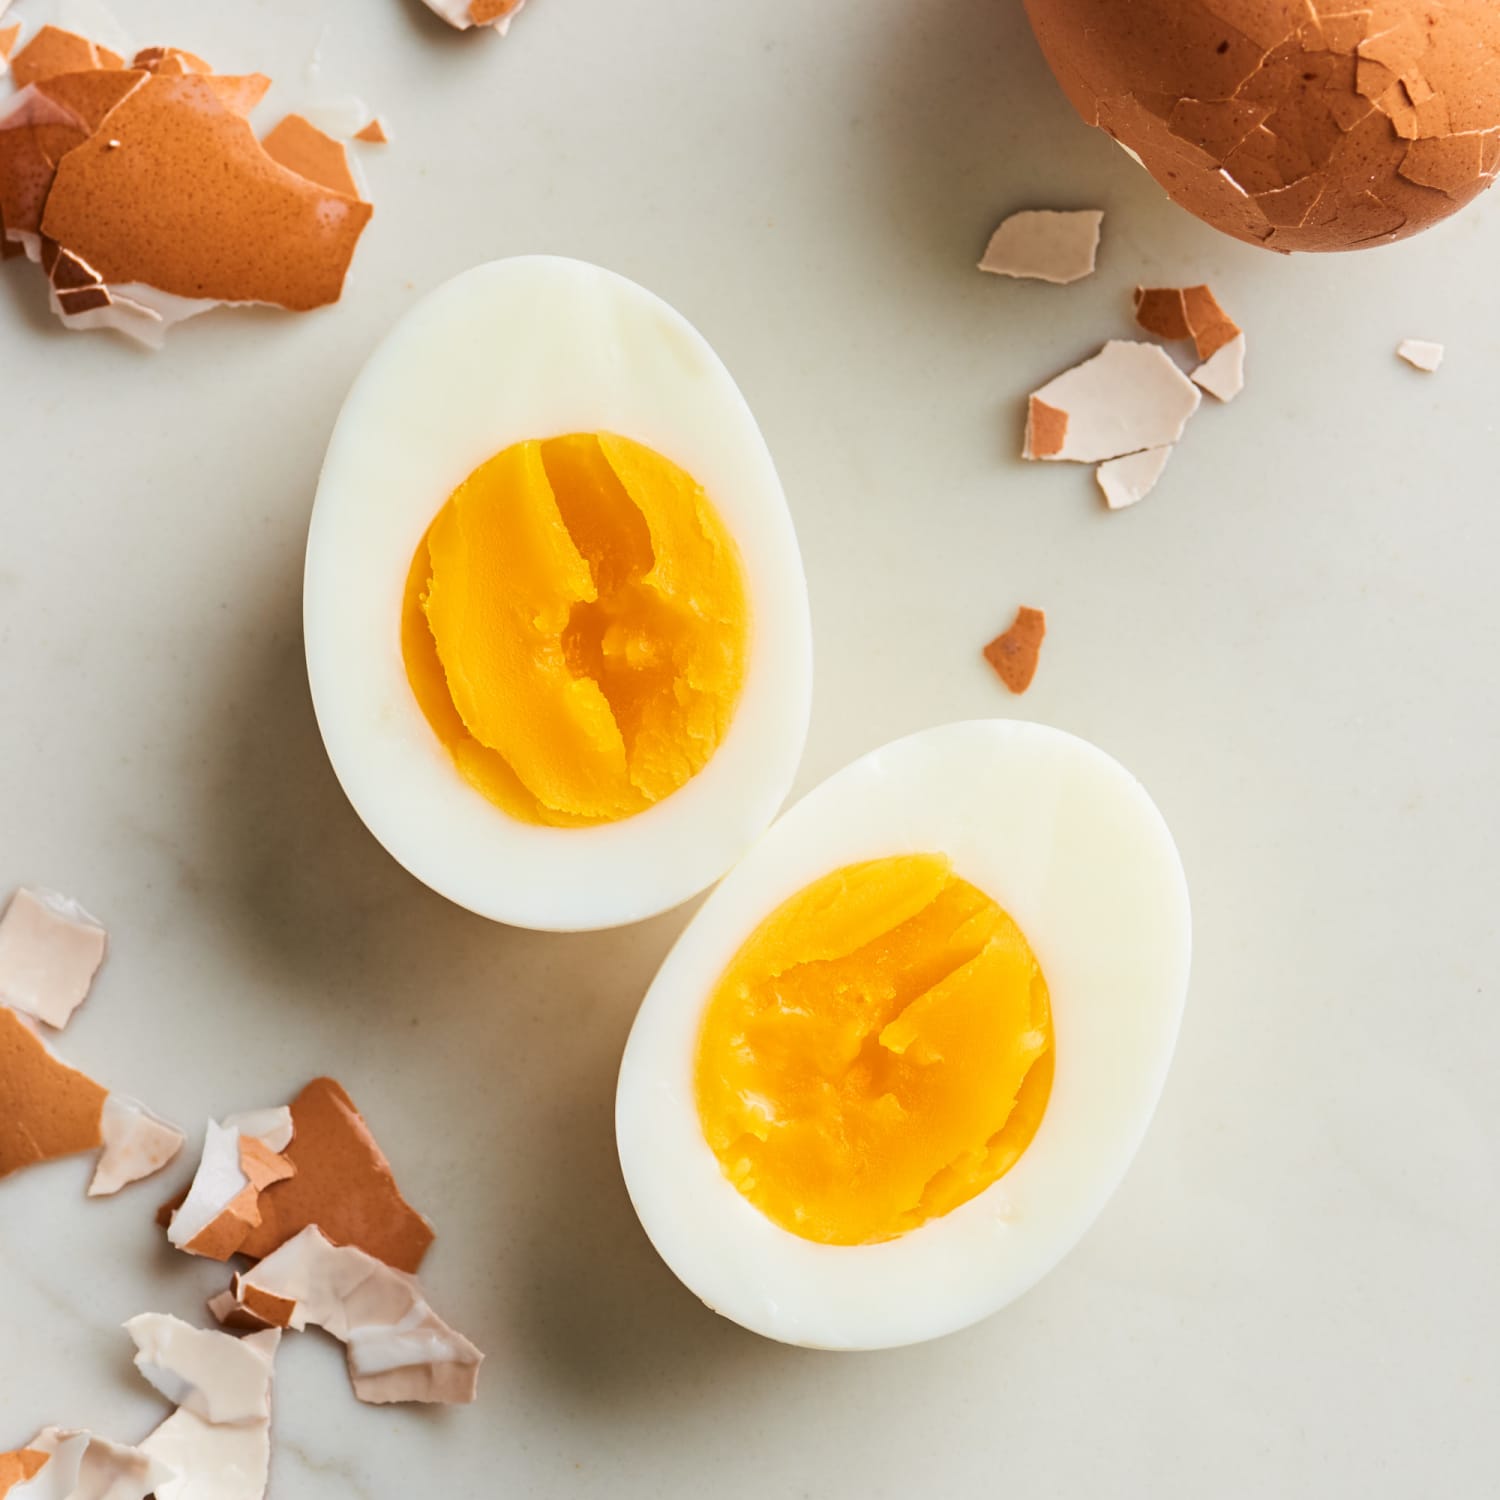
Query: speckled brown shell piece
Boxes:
[
  {"xmin": 261, "ymin": 113, "xmax": 360, "ymax": 199},
  {"xmin": 39, "ymin": 74, "xmax": 372, "ymax": 310},
  {"xmin": 235, "ymin": 1077, "xmax": 437, "ymax": 1273},
  {"xmin": 0, "ymin": 70, "xmax": 146, "ymax": 240},
  {"xmin": 984, "ymin": 607, "xmax": 1047, "ymax": 695},
  {"xmin": 1023, "ymin": 0, "xmax": 1500, "ymax": 252},
  {"xmin": 0, "ymin": 1006, "xmax": 106, "ymax": 1180},
  {"xmin": 0, "ymin": 1449, "xmax": 51, "ymax": 1496},
  {"xmin": 9, "ymin": 25, "xmax": 122, "ymax": 88}
]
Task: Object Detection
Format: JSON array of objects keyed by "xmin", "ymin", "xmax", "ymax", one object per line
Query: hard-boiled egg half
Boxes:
[
  {"xmin": 304, "ymin": 258, "xmax": 812, "ymax": 930},
  {"xmin": 616, "ymin": 720, "xmax": 1191, "ymax": 1349}
]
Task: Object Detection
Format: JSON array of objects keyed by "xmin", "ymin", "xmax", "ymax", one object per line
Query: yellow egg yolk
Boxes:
[
  {"xmin": 402, "ymin": 432, "xmax": 749, "ymax": 826},
  {"xmin": 695, "ymin": 853, "xmax": 1054, "ymax": 1245}
]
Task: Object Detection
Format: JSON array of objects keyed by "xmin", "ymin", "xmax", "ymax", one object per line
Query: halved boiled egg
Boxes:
[
  {"xmin": 304, "ymin": 258, "xmax": 812, "ymax": 930},
  {"xmin": 616, "ymin": 720, "xmax": 1190, "ymax": 1349}
]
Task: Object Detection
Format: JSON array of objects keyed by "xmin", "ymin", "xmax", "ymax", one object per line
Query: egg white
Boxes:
[
  {"xmin": 304, "ymin": 257, "xmax": 812, "ymax": 930},
  {"xmin": 615, "ymin": 720, "xmax": 1191, "ymax": 1349}
]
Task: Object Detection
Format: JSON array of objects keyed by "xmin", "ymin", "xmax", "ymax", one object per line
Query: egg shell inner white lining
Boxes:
[
  {"xmin": 616, "ymin": 720, "xmax": 1191, "ymax": 1350},
  {"xmin": 304, "ymin": 257, "xmax": 812, "ymax": 930}
]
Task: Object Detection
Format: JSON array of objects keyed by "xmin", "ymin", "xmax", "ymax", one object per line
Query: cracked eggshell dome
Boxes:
[
  {"xmin": 304, "ymin": 257, "xmax": 812, "ymax": 931},
  {"xmin": 1024, "ymin": 0, "xmax": 1500, "ymax": 252},
  {"xmin": 616, "ymin": 721, "xmax": 1192, "ymax": 1350}
]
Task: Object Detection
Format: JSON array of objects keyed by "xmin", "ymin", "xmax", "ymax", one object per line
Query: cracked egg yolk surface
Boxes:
[
  {"xmin": 695, "ymin": 853, "xmax": 1053, "ymax": 1245},
  {"xmin": 402, "ymin": 432, "xmax": 749, "ymax": 826}
]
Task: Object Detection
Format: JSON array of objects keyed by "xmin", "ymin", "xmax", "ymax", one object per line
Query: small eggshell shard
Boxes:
[
  {"xmin": 1022, "ymin": 0, "xmax": 1500, "ymax": 253},
  {"xmin": 131, "ymin": 1320, "xmax": 279, "ymax": 1500},
  {"xmin": 354, "ymin": 119, "xmax": 387, "ymax": 144},
  {"xmin": 977, "ymin": 208, "xmax": 1102, "ymax": 284},
  {"xmin": 0, "ymin": 24, "xmax": 21, "ymax": 69},
  {"xmin": 130, "ymin": 46, "xmax": 212, "ymax": 76},
  {"xmin": 209, "ymin": 1226, "xmax": 483, "ymax": 1405},
  {"xmin": 1397, "ymin": 338, "xmax": 1444, "ymax": 372},
  {"xmin": 8, "ymin": 25, "xmax": 121, "ymax": 87},
  {"xmin": 222, "ymin": 1106, "xmax": 293, "ymax": 1153},
  {"xmin": 1024, "ymin": 340, "xmax": 1200, "ymax": 462},
  {"xmin": 616, "ymin": 720, "xmax": 1191, "ymax": 1350},
  {"xmin": 0, "ymin": 886, "xmax": 107, "ymax": 1029},
  {"xmin": 0, "ymin": 1451, "xmax": 49, "ymax": 1495},
  {"xmin": 260, "ymin": 113, "xmax": 359, "ymax": 199},
  {"xmin": 0, "ymin": 1005, "xmax": 107, "ymax": 1179},
  {"xmin": 90, "ymin": 1094, "xmax": 185, "ymax": 1196},
  {"xmin": 983, "ymin": 606, "xmax": 1046, "ymax": 694},
  {"xmin": 305, "ymin": 256, "xmax": 813, "ymax": 931},
  {"xmin": 1133, "ymin": 284, "xmax": 1240, "ymax": 361},
  {"xmin": 423, "ymin": 0, "xmax": 527, "ymax": 33},
  {"xmin": 1096, "ymin": 445, "xmax": 1173, "ymax": 510},
  {"xmin": 126, "ymin": 1314, "xmax": 278, "ymax": 1426},
  {"xmin": 140, "ymin": 1410, "xmax": 267, "ymax": 1500},
  {"xmin": 0, "ymin": 982, "xmax": 182, "ymax": 1194},
  {"xmin": 233, "ymin": 1077, "xmax": 435, "ymax": 1271},
  {"xmin": 9, "ymin": 1428, "xmax": 172, "ymax": 1500},
  {"xmin": 1190, "ymin": 333, "xmax": 1246, "ymax": 403},
  {"xmin": 166, "ymin": 1115, "xmax": 296, "ymax": 1260}
]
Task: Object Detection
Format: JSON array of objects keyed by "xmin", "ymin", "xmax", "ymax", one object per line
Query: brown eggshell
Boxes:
[
  {"xmin": 0, "ymin": 1449, "xmax": 50, "ymax": 1495},
  {"xmin": 236, "ymin": 1077, "xmax": 436, "ymax": 1272},
  {"xmin": 0, "ymin": 1006, "xmax": 106, "ymax": 1179},
  {"xmin": 9, "ymin": 25, "xmax": 122, "ymax": 87},
  {"xmin": 1022, "ymin": 0, "xmax": 1500, "ymax": 252},
  {"xmin": 260, "ymin": 113, "xmax": 360, "ymax": 199},
  {"xmin": 984, "ymin": 607, "xmax": 1047, "ymax": 694},
  {"xmin": 38, "ymin": 74, "xmax": 372, "ymax": 310},
  {"xmin": 0, "ymin": 70, "xmax": 145, "ymax": 242}
]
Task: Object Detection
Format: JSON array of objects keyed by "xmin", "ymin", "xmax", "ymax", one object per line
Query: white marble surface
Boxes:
[{"xmin": 1, "ymin": 0, "xmax": 1496, "ymax": 1495}]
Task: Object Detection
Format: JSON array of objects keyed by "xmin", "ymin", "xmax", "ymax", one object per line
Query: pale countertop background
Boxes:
[{"xmin": 1, "ymin": 0, "xmax": 1496, "ymax": 1495}]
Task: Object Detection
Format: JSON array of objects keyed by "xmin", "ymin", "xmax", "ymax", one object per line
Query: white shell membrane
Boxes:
[
  {"xmin": 304, "ymin": 257, "xmax": 812, "ymax": 930},
  {"xmin": 616, "ymin": 720, "xmax": 1191, "ymax": 1349}
]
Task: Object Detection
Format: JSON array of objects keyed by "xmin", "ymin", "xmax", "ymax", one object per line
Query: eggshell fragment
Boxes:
[
  {"xmin": 91, "ymin": 1094, "xmax": 186, "ymax": 1196},
  {"xmin": 234, "ymin": 1077, "xmax": 435, "ymax": 1272},
  {"xmin": 0, "ymin": 1005, "xmax": 107, "ymax": 1179},
  {"xmin": 1023, "ymin": 0, "xmax": 1500, "ymax": 253},
  {"xmin": 166, "ymin": 1115, "xmax": 296, "ymax": 1260},
  {"xmin": 1096, "ymin": 445, "xmax": 1173, "ymax": 510},
  {"xmin": 260, "ymin": 113, "xmax": 359, "ymax": 199},
  {"xmin": 0, "ymin": 24, "xmax": 21, "ymax": 70},
  {"xmin": 131, "ymin": 1319, "xmax": 279, "ymax": 1500},
  {"xmin": 140, "ymin": 1410, "xmax": 268, "ymax": 1500},
  {"xmin": 353, "ymin": 118, "xmax": 387, "ymax": 144},
  {"xmin": 0, "ymin": 886, "xmax": 106, "ymax": 1029},
  {"xmin": 127, "ymin": 1314, "xmax": 278, "ymax": 1425},
  {"xmin": 8, "ymin": 25, "xmax": 121, "ymax": 87},
  {"xmin": 0, "ymin": 68, "xmax": 147, "ymax": 256},
  {"xmin": 9, "ymin": 1428, "xmax": 171, "ymax": 1500},
  {"xmin": 223, "ymin": 1106, "xmax": 293, "ymax": 1153},
  {"xmin": 0, "ymin": 1451, "xmax": 48, "ymax": 1496},
  {"xmin": 423, "ymin": 0, "xmax": 527, "ymax": 33},
  {"xmin": 982, "ymin": 606, "xmax": 1046, "ymax": 694},
  {"xmin": 1190, "ymin": 333, "xmax": 1246, "ymax": 402},
  {"xmin": 1023, "ymin": 340, "xmax": 1200, "ymax": 462},
  {"xmin": 39, "ymin": 74, "xmax": 372, "ymax": 311},
  {"xmin": 130, "ymin": 46, "xmax": 212, "ymax": 77},
  {"xmin": 978, "ymin": 208, "xmax": 1102, "ymax": 284},
  {"xmin": 1133, "ymin": 284, "xmax": 1240, "ymax": 360},
  {"xmin": 209, "ymin": 1226, "xmax": 483, "ymax": 1405},
  {"xmin": 1397, "ymin": 338, "xmax": 1444, "ymax": 371}
]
